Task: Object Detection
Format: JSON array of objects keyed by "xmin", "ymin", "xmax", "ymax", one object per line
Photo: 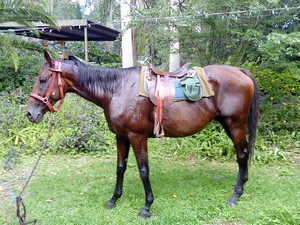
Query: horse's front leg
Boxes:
[
  {"xmin": 130, "ymin": 133, "xmax": 154, "ymax": 218},
  {"xmin": 106, "ymin": 135, "xmax": 130, "ymax": 209}
]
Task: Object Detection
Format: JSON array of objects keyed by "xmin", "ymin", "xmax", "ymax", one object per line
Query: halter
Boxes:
[{"xmin": 29, "ymin": 60, "xmax": 65, "ymax": 113}]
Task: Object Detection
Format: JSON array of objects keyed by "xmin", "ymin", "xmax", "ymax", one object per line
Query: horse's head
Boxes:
[{"xmin": 26, "ymin": 50, "xmax": 66, "ymax": 123}]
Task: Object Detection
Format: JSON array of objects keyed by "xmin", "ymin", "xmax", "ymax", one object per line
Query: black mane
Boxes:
[{"xmin": 76, "ymin": 63, "xmax": 129, "ymax": 96}]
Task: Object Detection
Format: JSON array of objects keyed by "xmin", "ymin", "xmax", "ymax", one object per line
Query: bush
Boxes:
[
  {"xmin": 243, "ymin": 62, "xmax": 300, "ymax": 133},
  {"xmin": 46, "ymin": 94, "xmax": 115, "ymax": 155},
  {"xmin": 67, "ymin": 42, "xmax": 121, "ymax": 67},
  {"xmin": 0, "ymin": 92, "xmax": 114, "ymax": 164},
  {"xmin": 0, "ymin": 52, "xmax": 43, "ymax": 93}
]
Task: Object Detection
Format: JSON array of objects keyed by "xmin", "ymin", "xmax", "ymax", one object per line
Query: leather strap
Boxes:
[{"xmin": 29, "ymin": 60, "xmax": 65, "ymax": 113}]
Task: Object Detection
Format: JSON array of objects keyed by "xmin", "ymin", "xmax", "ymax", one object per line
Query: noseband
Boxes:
[{"xmin": 29, "ymin": 60, "xmax": 65, "ymax": 113}]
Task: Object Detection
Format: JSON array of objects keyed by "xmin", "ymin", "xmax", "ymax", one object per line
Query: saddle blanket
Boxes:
[{"xmin": 139, "ymin": 66, "xmax": 215, "ymax": 101}]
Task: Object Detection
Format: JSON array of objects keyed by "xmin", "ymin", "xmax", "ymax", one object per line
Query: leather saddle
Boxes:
[
  {"xmin": 149, "ymin": 63, "xmax": 190, "ymax": 78},
  {"xmin": 147, "ymin": 63, "xmax": 191, "ymax": 139}
]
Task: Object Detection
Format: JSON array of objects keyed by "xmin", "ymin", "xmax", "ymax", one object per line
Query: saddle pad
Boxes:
[{"xmin": 139, "ymin": 66, "xmax": 214, "ymax": 101}]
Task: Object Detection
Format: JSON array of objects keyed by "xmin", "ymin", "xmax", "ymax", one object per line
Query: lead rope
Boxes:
[{"xmin": 16, "ymin": 115, "xmax": 56, "ymax": 225}]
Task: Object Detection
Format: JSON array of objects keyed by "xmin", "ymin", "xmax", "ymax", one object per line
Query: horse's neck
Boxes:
[{"xmin": 70, "ymin": 66, "xmax": 124, "ymax": 108}]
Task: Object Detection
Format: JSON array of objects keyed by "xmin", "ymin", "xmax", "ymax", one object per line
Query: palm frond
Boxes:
[
  {"xmin": 0, "ymin": 0, "xmax": 57, "ymax": 70},
  {"xmin": 0, "ymin": 34, "xmax": 20, "ymax": 71},
  {"xmin": 0, "ymin": 0, "xmax": 57, "ymax": 26}
]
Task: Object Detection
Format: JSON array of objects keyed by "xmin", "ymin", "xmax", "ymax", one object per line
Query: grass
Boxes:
[{"xmin": 1, "ymin": 153, "xmax": 299, "ymax": 225}]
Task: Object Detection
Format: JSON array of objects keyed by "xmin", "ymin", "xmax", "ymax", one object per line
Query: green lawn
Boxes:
[{"xmin": 1, "ymin": 154, "xmax": 299, "ymax": 225}]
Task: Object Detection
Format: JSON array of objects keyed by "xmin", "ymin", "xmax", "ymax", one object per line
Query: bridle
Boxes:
[{"xmin": 29, "ymin": 60, "xmax": 65, "ymax": 113}]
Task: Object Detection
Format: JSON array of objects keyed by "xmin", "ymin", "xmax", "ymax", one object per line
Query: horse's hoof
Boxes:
[
  {"xmin": 227, "ymin": 199, "xmax": 238, "ymax": 206},
  {"xmin": 139, "ymin": 209, "xmax": 151, "ymax": 218},
  {"xmin": 227, "ymin": 195, "xmax": 239, "ymax": 206},
  {"xmin": 106, "ymin": 201, "xmax": 116, "ymax": 209}
]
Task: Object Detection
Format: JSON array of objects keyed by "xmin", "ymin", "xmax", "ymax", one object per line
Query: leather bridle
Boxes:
[{"xmin": 29, "ymin": 60, "xmax": 65, "ymax": 113}]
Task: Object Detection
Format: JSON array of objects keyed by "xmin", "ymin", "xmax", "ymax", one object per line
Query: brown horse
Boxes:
[{"xmin": 26, "ymin": 51, "xmax": 259, "ymax": 218}]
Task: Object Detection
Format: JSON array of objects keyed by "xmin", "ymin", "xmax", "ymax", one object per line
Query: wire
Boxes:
[{"xmin": 0, "ymin": 6, "xmax": 299, "ymax": 33}]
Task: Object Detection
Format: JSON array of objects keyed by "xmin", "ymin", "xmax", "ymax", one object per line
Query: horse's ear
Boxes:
[{"xmin": 44, "ymin": 50, "xmax": 52, "ymax": 64}]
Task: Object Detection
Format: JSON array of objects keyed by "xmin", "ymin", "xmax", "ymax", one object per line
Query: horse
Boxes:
[{"xmin": 26, "ymin": 50, "xmax": 259, "ymax": 218}]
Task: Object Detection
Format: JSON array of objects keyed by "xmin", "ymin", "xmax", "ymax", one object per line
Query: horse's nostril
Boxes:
[{"xmin": 26, "ymin": 111, "xmax": 32, "ymax": 118}]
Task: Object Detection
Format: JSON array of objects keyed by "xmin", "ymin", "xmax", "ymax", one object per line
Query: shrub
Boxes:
[
  {"xmin": 0, "ymin": 92, "xmax": 114, "ymax": 165},
  {"xmin": 0, "ymin": 52, "xmax": 43, "ymax": 93},
  {"xmin": 67, "ymin": 42, "xmax": 121, "ymax": 67},
  {"xmin": 46, "ymin": 94, "xmax": 114, "ymax": 155},
  {"xmin": 243, "ymin": 62, "xmax": 300, "ymax": 133}
]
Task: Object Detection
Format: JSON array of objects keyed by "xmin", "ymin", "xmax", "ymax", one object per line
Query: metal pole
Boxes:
[{"xmin": 84, "ymin": 26, "xmax": 88, "ymax": 62}]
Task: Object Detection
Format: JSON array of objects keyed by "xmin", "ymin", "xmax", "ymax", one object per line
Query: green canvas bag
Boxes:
[{"xmin": 179, "ymin": 75, "xmax": 202, "ymax": 101}]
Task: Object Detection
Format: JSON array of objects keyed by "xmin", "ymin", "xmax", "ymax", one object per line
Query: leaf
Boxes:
[{"xmin": 0, "ymin": 0, "xmax": 57, "ymax": 70}]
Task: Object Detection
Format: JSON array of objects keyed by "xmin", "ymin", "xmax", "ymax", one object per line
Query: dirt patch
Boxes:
[{"xmin": 290, "ymin": 147, "xmax": 300, "ymax": 164}]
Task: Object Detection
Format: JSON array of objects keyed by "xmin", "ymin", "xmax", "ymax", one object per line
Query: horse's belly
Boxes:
[{"xmin": 162, "ymin": 101, "xmax": 216, "ymax": 137}]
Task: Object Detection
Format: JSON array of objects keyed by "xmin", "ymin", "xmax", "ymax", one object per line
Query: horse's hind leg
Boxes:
[
  {"xmin": 220, "ymin": 118, "xmax": 250, "ymax": 206},
  {"xmin": 106, "ymin": 135, "xmax": 130, "ymax": 209},
  {"xmin": 228, "ymin": 141, "xmax": 249, "ymax": 206}
]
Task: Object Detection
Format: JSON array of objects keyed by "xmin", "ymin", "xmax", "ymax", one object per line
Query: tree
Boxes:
[
  {"xmin": 50, "ymin": 0, "xmax": 82, "ymax": 19},
  {"xmin": 132, "ymin": 0, "xmax": 300, "ymax": 67},
  {"xmin": 70, "ymin": 0, "xmax": 121, "ymax": 58},
  {"xmin": 0, "ymin": 0, "xmax": 57, "ymax": 70}
]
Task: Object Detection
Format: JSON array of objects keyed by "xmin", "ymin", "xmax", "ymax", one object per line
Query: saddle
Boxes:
[
  {"xmin": 147, "ymin": 63, "xmax": 191, "ymax": 139},
  {"xmin": 149, "ymin": 63, "xmax": 190, "ymax": 78}
]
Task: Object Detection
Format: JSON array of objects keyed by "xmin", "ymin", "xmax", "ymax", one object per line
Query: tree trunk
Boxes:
[
  {"xmin": 169, "ymin": 0, "xmax": 180, "ymax": 72},
  {"xmin": 131, "ymin": 0, "xmax": 137, "ymax": 65},
  {"xmin": 121, "ymin": 0, "xmax": 134, "ymax": 67}
]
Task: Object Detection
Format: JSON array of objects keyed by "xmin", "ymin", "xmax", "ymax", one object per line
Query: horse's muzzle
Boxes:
[{"xmin": 26, "ymin": 109, "xmax": 44, "ymax": 124}]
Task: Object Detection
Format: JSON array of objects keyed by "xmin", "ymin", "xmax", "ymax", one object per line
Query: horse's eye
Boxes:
[{"xmin": 40, "ymin": 77, "xmax": 47, "ymax": 83}]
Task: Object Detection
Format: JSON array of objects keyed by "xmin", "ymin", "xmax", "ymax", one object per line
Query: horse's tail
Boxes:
[{"xmin": 241, "ymin": 69, "xmax": 259, "ymax": 156}]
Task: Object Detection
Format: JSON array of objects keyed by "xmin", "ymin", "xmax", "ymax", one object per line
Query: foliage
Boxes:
[
  {"xmin": 148, "ymin": 122, "xmax": 235, "ymax": 161},
  {"xmin": 0, "ymin": 45, "xmax": 121, "ymax": 93},
  {"xmin": 0, "ymin": 93, "xmax": 114, "ymax": 160},
  {"xmin": 0, "ymin": 51, "xmax": 43, "ymax": 92},
  {"xmin": 0, "ymin": 0, "xmax": 57, "ymax": 70},
  {"xmin": 243, "ymin": 62, "xmax": 300, "ymax": 132},
  {"xmin": 132, "ymin": 0, "xmax": 300, "ymax": 67},
  {"xmin": 50, "ymin": 0, "xmax": 83, "ymax": 19},
  {"xmin": 85, "ymin": 0, "xmax": 120, "ymax": 26},
  {"xmin": 47, "ymin": 94, "xmax": 115, "ymax": 155},
  {"xmin": 257, "ymin": 32, "xmax": 300, "ymax": 62},
  {"xmin": 67, "ymin": 42, "xmax": 121, "ymax": 67},
  {"xmin": 0, "ymin": 0, "xmax": 56, "ymax": 26}
]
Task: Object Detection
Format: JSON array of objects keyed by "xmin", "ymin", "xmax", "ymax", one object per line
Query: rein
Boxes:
[
  {"xmin": 15, "ymin": 117, "xmax": 56, "ymax": 225},
  {"xmin": 29, "ymin": 60, "xmax": 65, "ymax": 113}
]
